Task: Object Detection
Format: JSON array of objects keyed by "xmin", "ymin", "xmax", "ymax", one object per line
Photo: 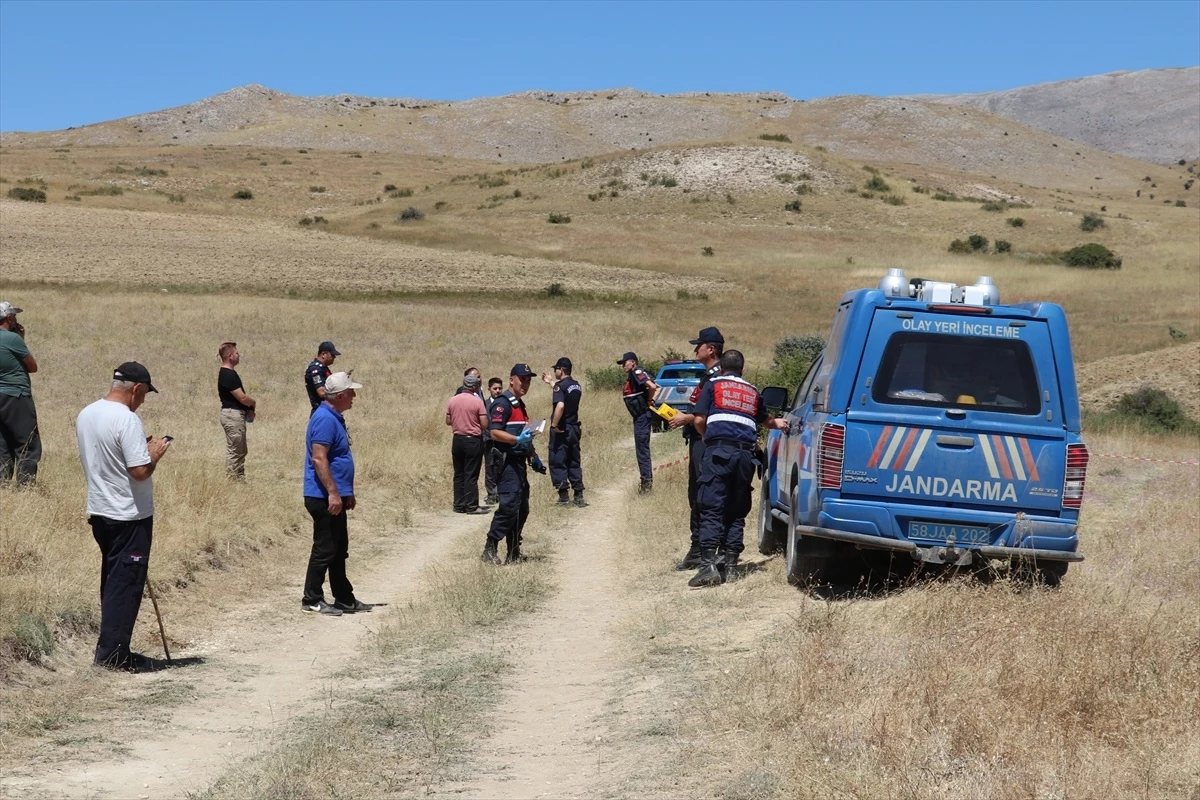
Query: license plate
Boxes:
[{"xmin": 907, "ymin": 521, "xmax": 991, "ymax": 545}]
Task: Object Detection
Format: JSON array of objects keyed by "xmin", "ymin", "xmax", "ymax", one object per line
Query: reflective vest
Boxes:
[{"xmin": 703, "ymin": 376, "xmax": 761, "ymax": 444}]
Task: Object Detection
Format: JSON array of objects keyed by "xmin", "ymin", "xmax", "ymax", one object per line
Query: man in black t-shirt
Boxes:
[
  {"xmin": 305, "ymin": 341, "xmax": 339, "ymax": 412},
  {"xmin": 542, "ymin": 357, "xmax": 585, "ymax": 507},
  {"xmin": 218, "ymin": 342, "xmax": 256, "ymax": 480}
]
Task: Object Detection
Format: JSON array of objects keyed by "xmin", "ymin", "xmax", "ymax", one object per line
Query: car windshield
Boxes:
[
  {"xmin": 872, "ymin": 333, "xmax": 1040, "ymax": 414},
  {"xmin": 658, "ymin": 367, "xmax": 704, "ymax": 381}
]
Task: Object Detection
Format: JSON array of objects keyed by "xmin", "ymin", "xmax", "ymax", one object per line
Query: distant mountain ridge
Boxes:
[
  {"xmin": 911, "ymin": 67, "xmax": 1200, "ymax": 164},
  {"xmin": 2, "ymin": 68, "xmax": 1196, "ymax": 167}
]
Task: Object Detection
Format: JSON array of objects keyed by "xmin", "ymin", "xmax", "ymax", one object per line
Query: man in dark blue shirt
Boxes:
[
  {"xmin": 619, "ymin": 352, "xmax": 658, "ymax": 493},
  {"xmin": 482, "ymin": 364, "xmax": 546, "ymax": 565},
  {"xmin": 302, "ymin": 371, "xmax": 370, "ymax": 615},
  {"xmin": 688, "ymin": 351, "xmax": 787, "ymax": 588},
  {"xmin": 304, "ymin": 341, "xmax": 340, "ymax": 413},
  {"xmin": 543, "ymin": 357, "xmax": 585, "ymax": 507}
]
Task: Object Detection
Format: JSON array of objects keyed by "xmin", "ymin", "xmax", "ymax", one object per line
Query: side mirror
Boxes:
[{"xmin": 761, "ymin": 386, "xmax": 790, "ymax": 411}]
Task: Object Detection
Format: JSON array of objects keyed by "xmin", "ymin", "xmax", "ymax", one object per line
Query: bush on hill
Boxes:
[{"xmin": 1062, "ymin": 243, "xmax": 1121, "ymax": 269}]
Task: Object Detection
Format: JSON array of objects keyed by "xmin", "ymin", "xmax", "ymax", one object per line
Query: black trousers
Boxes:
[
  {"xmin": 696, "ymin": 444, "xmax": 756, "ymax": 555},
  {"xmin": 549, "ymin": 423, "xmax": 584, "ymax": 493},
  {"xmin": 451, "ymin": 434, "xmax": 484, "ymax": 511},
  {"xmin": 0, "ymin": 393, "xmax": 41, "ymax": 486},
  {"xmin": 484, "ymin": 440, "xmax": 501, "ymax": 501},
  {"xmin": 686, "ymin": 436, "xmax": 707, "ymax": 544},
  {"xmin": 633, "ymin": 411, "xmax": 653, "ymax": 482},
  {"xmin": 303, "ymin": 496, "xmax": 356, "ymax": 606},
  {"xmin": 486, "ymin": 455, "xmax": 529, "ymax": 553},
  {"xmin": 89, "ymin": 515, "xmax": 153, "ymax": 668}
]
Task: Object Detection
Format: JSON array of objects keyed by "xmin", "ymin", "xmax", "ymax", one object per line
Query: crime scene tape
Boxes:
[
  {"xmin": 652, "ymin": 455, "xmax": 689, "ymax": 473},
  {"xmin": 1093, "ymin": 453, "xmax": 1200, "ymax": 467}
]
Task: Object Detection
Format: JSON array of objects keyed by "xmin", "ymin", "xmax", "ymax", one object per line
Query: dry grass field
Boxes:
[{"xmin": 0, "ymin": 89, "xmax": 1198, "ymax": 798}]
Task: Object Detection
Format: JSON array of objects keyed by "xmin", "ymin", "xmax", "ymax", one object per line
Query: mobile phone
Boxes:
[{"xmin": 163, "ymin": 436, "xmax": 174, "ymax": 442}]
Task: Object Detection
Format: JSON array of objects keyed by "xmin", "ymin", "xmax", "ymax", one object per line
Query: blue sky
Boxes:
[{"xmin": 1, "ymin": 0, "xmax": 1197, "ymax": 132}]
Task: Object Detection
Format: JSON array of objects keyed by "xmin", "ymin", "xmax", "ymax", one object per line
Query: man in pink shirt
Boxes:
[{"xmin": 446, "ymin": 374, "xmax": 490, "ymax": 514}]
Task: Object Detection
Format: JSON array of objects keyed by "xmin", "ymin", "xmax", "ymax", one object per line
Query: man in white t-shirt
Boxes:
[{"xmin": 76, "ymin": 362, "xmax": 171, "ymax": 672}]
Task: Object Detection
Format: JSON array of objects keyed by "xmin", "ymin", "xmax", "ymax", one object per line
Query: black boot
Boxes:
[
  {"xmin": 556, "ymin": 489, "xmax": 571, "ymax": 506},
  {"xmin": 688, "ymin": 549, "xmax": 724, "ymax": 588},
  {"xmin": 481, "ymin": 538, "xmax": 501, "ymax": 565},
  {"xmin": 722, "ymin": 552, "xmax": 741, "ymax": 583},
  {"xmin": 674, "ymin": 543, "xmax": 702, "ymax": 571},
  {"xmin": 639, "ymin": 479, "xmax": 653, "ymax": 495},
  {"xmin": 573, "ymin": 491, "xmax": 588, "ymax": 508},
  {"xmin": 505, "ymin": 532, "xmax": 525, "ymax": 563}
]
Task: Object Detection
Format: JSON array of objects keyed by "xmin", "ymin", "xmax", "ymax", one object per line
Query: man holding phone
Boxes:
[{"xmin": 75, "ymin": 362, "xmax": 171, "ymax": 672}]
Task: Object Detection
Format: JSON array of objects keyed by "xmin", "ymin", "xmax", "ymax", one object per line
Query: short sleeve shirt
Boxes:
[
  {"xmin": 75, "ymin": 399, "xmax": 154, "ymax": 520},
  {"xmin": 218, "ymin": 367, "xmax": 250, "ymax": 412},
  {"xmin": 305, "ymin": 359, "xmax": 331, "ymax": 410},
  {"xmin": 552, "ymin": 376, "xmax": 582, "ymax": 426},
  {"xmin": 0, "ymin": 329, "xmax": 32, "ymax": 397},
  {"xmin": 304, "ymin": 403, "xmax": 355, "ymax": 498},
  {"xmin": 447, "ymin": 391, "xmax": 487, "ymax": 436}
]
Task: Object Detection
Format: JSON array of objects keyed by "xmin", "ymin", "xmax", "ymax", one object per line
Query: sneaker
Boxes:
[
  {"xmin": 333, "ymin": 599, "xmax": 373, "ymax": 613},
  {"xmin": 302, "ymin": 600, "xmax": 343, "ymax": 616}
]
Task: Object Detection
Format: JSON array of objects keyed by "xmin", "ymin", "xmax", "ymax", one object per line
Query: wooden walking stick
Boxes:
[{"xmin": 146, "ymin": 577, "xmax": 172, "ymax": 664}]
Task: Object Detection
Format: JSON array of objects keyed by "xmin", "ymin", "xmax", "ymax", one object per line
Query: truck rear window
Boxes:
[
  {"xmin": 658, "ymin": 367, "xmax": 704, "ymax": 381},
  {"xmin": 871, "ymin": 333, "xmax": 1040, "ymax": 414}
]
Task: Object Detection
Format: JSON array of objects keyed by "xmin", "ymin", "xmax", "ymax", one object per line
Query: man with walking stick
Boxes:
[{"xmin": 76, "ymin": 362, "xmax": 171, "ymax": 672}]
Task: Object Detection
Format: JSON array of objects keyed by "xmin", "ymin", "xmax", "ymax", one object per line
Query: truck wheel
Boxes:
[
  {"xmin": 756, "ymin": 481, "xmax": 785, "ymax": 555},
  {"xmin": 785, "ymin": 484, "xmax": 828, "ymax": 586},
  {"xmin": 1012, "ymin": 559, "xmax": 1068, "ymax": 587}
]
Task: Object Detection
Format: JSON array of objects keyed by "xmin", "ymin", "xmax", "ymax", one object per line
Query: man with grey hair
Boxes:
[
  {"xmin": 0, "ymin": 301, "xmax": 41, "ymax": 486},
  {"xmin": 76, "ymin": 362, "xmax": 171, "ymax": 670}
]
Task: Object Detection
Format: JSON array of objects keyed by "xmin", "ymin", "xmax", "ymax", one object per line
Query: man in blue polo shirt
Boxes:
[{"xmin": 302, "ymin": 371, "xmax": 370, "ymax": 616}]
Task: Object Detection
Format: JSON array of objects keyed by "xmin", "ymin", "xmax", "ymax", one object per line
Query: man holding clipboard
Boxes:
[{"xmin": 481, "ymin": 364, "xmax": 547, "ymax": 565}]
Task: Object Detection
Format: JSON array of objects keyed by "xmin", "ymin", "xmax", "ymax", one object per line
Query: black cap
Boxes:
[
  {"xmin": 553, "ymin": 357, "xmax": 572, "ymax": 371},
  {"xmin": 511, "ymin": 363, "xmax": 535, "ymax": 377},
  {"xmin": 617, "ymin": 351, "xmax": 638, "ymax": 364},
  {"xmin": 113, "ymin": 361, "xmax": 158, "ymax": 393},
  {"xmin": 688, "ymin": 326, "xmax": 725, "ymax": 346},
  {"xmin": 318, "ymin": 341, "xmax": 341, "ymax": 356}
]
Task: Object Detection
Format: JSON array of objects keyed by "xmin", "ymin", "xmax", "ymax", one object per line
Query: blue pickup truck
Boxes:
[
  {"xmin": 652, "ymin": 360, "xmax": 708, "ymax": 431},
  {"xmin": 758, "ymin": 269, "xmax": 1089, "ymax": 585}
]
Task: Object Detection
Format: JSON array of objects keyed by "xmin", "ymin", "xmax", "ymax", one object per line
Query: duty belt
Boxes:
[{"xmin": 706, "ymin": 438, "xmax": 757, "ymax": 451}]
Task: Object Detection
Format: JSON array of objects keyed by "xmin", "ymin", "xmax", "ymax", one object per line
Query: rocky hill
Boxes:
[{"xmin": 912, "ymin": 67, "xmax": 1200, "ymax": 165}]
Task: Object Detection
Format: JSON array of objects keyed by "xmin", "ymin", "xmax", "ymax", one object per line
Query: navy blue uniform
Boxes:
[
  {"xmin": 683, "ymin": 363, "xmax": 722, "ymax": 545},
  {"xmin": 485, "ymin": 391, "xmax": 531, "ymax": 559},
  {"xmin": 622, "ymin": 367, "xmax": 654, "ymax": 482},
  {"xmin": 549, "ymin": 376, "xmax": 584, "ymax": 493},
  {"xmin": 305, "ymin": 359, "xmax": 331, "ymax": 412},
  {"xmin": 693, "ymin": 376, "xmax": 769, "ymax": 555}
]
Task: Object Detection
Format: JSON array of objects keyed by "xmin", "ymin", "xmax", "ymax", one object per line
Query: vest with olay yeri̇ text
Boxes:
[
  {"xmin": 693, "ymin": 375, "xmax": 769, "ymax": 445},
  {"xmin": 488, "ymin": 390, "xmax": 530, "ymax": 454}
]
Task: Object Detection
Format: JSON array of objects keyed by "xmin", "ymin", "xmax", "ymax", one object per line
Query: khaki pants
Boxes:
[{"xmin": 219, "ymin": 408, "xmax": 247, "ymax": 479}]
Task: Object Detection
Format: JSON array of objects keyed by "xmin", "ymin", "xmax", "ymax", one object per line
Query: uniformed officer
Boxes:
[
  {"xmin": 542, "ymin": 357, "xmax": 585, "ymax": 507},
  {"xmin": 688, "ymin": 350, "xmax": 787, "ymax": 587},
  {"xmin": 481, "ymin": 364, "xmax": 547, "ymax": 565},
  {"xmin": 304, "ymin": 341, "xmax": 340, "ymax": 413},
  {"xmin": 667, "ymin": 327, "xmax": 724, "ymax": 569},
  {"xmin": 619, "ymin": 351, "xmax": 658, "ymax": 493}
]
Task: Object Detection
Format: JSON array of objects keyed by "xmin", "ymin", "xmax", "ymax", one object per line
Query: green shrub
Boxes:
[
  {"xmin": 309, "ymin": 185, "xmax": 326, "ymax": 193},
  {"xmin": 995, "ymin": 240, "xmax": 1012, "ymax": 253},
  {"xmin": 434, "ymin": 200, "xmax": 447, "ymax": 210},
  {"xmin": 398, "ymin": 206, "xmax": 424, "ymax": 221},
  {"xmin": 7, "ymin": 187, "xmax": 46, "ymax": 202},
  {"xmin": 389, "ymin": 187, "xmax": 414, "ymax": 198},
  {"xmin": 948, "ymin": 239, "xmax": 972, "ymax": 254},
  {"xmin": 769, "ymin": 335, "xmax": 825, "ymax": 389},
  {"xmin": 383, "ymin": 184, "xmax": 397, "ymax": 192},
  {"xmin": 980, "ymin": 201, "xmax": 1004, "ymax": 212},
  {"xmin": 585, "ymin": 364, "xmax": 628, "ymax": 391},
  {"xmin": 794, "ymin": 183, "xmax": 813, "ymax": 195},
  {"xmin": 1168, "ymin": 324, "xmax": 1187, "ymax": 340},
  {"xmin": 545, "ymin": 282, "xmax": 567, "ymax": 297},
  {"xmin": 1062, "ymin": 243, "xmax": 1121, "ymax": 269},
  {"xmin": 883, "ymin": 194, "xmax": 906, "ymax": 206},
  {"xmin": 1080, "ymin": 213, "xmax": 1105, "ymax": 232},
  {"xmin": 299, "ymin": 216, "xmax": 314, "ymax": 226},
  {"xmin": 968, "ymin": 234, "xmax": 988, "ymax": 251},
  {"xmin": 759, "ymin": 133, "xmax": 791, "ymax": 142},
  {"xmin": 864, "ymin": 175, "xmax": 891, "ymax": 192},
  {"xmin": 232, "ymin": 189, "xmax": 254, "ymax": 200},
  {"xmin": 677, "ymin": 288, "xmax": 709, "ymax": 300},
  {"xmin": 912, "ymin": 185, "xmax": 930, "ymax": 194},
  {"xmin": 701, "ymin": 247, "xmax": 715, "ymax": 257},
  {"xmin": 4, "ymin": 613, "xmax": 54, "ymax": 662},
  {"xmin": 79, "ymin": 185, "xmax": 123, "ymax": 196},
  {"xmin": 167, "ymin": 193, "xmax": 185, "ymax": 203},
  {"xmin": 933, "ymin": 191, "xmax": 960, "ymax": 202},
  {"xmin": 547, "ymin": 213, "xmax": 571, "ymax": 224},
  {"xmin": 1175, "ymin": 200, "xmax": 1187, "ymax": 207},
  {"xmin": 784, "ymin": 200, "xmax": 802, "ymax": 213},
  {"xmin": 1111, "ymin": 386, "xmax": 1197, "ymax": 433},
  {"xmin": 1006, "ymin": 217, "xmax": 1025, "ymax": 227}
]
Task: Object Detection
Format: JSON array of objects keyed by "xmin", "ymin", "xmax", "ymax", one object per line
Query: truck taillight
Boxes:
[
  {"xmin": 818, "ymin": 423, "xmax": 845, "ymax": 489},
  {"xmin": 1062, "ymin": 443, "xmax": 1089, "ymax": 510}
]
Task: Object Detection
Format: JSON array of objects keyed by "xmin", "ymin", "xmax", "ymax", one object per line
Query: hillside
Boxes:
[{"xmin": 914, "ymin": 67, "xmax": 1200, "ymax": 165}]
